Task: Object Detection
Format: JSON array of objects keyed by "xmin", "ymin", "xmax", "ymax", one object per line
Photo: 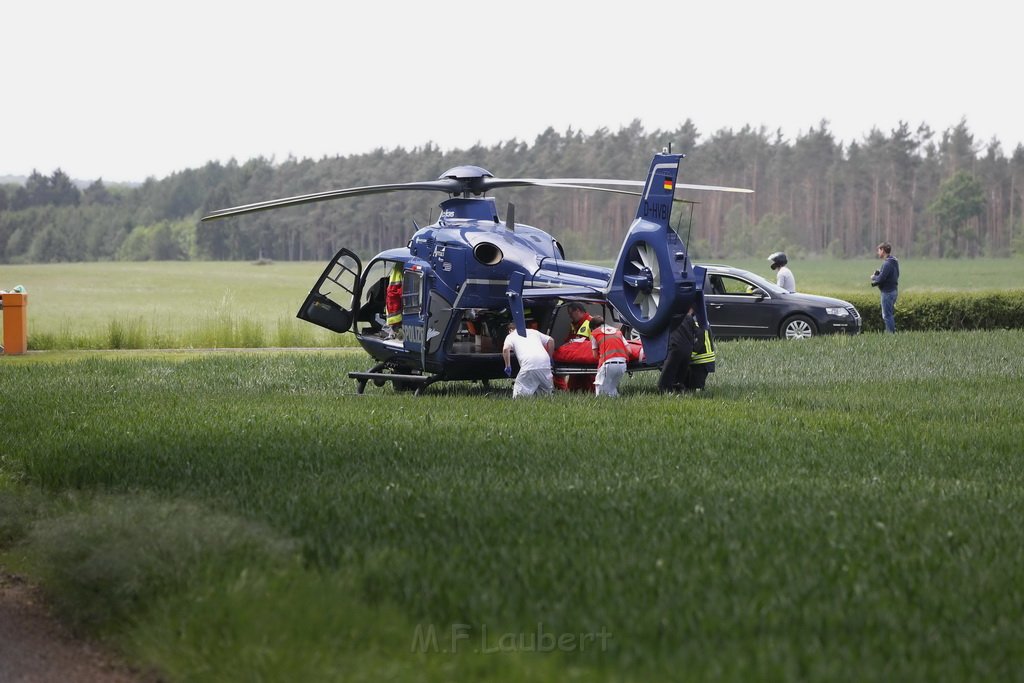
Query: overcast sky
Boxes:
[{"xmin": 4, "ymin": 0, "xmax": 1019, "ymax": 183}]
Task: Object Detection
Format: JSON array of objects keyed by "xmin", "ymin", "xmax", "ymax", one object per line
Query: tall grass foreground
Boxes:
[{"xmin": 2, "ymin": 331, "xmax": 1023, "ymax": 681}]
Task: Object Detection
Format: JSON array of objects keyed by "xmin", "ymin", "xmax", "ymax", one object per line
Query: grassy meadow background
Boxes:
[
  {"xmin": 2, "ymin": 258, "xmax": 1024, "ymax": 682},
  {"xmin": 2, "ymin": 257, "xmax": 1023, "ymax": 349},
  {"xmin": 0, "ymin": 261, "xmax": 353, "ymax": 349}
]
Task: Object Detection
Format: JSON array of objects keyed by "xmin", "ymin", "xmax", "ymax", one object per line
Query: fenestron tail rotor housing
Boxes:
[{"xmin": 622, "ymin": 241, "xmax": 662, "ymax": 321}]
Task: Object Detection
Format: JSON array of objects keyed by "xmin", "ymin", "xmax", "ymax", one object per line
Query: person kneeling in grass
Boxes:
[
  {"xmin": 502, "ymin": 322, "xmax": 555, "ymax": 398},
  {"xmin": 590, "ymin": 316, "xmax": 629, "ymax": 397}
]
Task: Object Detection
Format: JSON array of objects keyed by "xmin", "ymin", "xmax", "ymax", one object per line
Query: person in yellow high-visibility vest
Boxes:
[
  {"xmin": 684, "ymin": 319, "xmax": 716, "ymax": 392},
  {"xmin": 382, "ymin": 263, "xmax": 403, "ymax": 340}
]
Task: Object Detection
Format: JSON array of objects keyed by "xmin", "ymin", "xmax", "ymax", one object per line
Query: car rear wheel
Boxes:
[{"xmin": 781, "ymin": 314, "xmax": 816, "ymax": 339}]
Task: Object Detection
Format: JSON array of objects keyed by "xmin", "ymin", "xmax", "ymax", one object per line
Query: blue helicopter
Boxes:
[{"xmin": 202, "ymin": 149, "xmax": 751, "ymax": 394}]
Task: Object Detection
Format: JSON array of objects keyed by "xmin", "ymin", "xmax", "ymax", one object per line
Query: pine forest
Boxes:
[{"xmin": 2, "ymin": 118, "xmax": 1022, "ymax": 264}]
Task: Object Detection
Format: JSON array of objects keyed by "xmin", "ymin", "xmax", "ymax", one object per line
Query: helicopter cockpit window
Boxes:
[{"xmin": 402, "ymin": 270, "xmax": 423, "ymax": 314}]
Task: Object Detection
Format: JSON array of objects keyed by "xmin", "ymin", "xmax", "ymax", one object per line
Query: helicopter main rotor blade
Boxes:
[
  {"xmin": 201, "ymin": 174, "xmax": 751, "ymax": 222},
  {"xmin": 483, "ymin": 177, "xmax": 645, "ymax": 190},
  {"xmin": 530, "ymin": 182, "xmax": 645, "ymax": 197},
  {"xmin": 676, "ymin": 183, "xmax": 753, "ymax": 194},
  {"xmin": 492, "ymin": 178, "xmax": 752, "ymax": 195},
  {"xmin": 201, "ymin": 179, "xmax": 464, "ymax": 221},
  {"xmin": 512, "ymin": 183, "xmax": 704, "ymax": 204}
]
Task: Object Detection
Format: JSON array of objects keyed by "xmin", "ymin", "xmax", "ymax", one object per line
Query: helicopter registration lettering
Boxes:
[{"xmin": 642, "ymin": 201, "xmax": 669, "ymax": 221}]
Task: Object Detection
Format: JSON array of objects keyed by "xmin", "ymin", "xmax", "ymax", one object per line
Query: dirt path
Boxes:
[{"xmin": 0, "ymin": 571, "xmax": 147, "ymax": 683}]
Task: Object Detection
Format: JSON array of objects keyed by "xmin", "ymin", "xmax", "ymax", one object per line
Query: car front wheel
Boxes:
[{"xmin": 781, "ymin": 314, "xmax": 816, "ymax": 340}]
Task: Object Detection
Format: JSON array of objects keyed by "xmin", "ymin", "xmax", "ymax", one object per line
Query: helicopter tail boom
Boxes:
[{"xmin": 603, "ymin": 152, "xmax": 696, "ymax": 339}]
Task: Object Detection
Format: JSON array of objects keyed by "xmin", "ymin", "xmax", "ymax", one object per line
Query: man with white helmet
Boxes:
[{"xmin": 768, "ymin": 252, "xmax": 796, "ymax": 293}]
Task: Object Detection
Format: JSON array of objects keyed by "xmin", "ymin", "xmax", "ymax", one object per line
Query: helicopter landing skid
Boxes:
[
  {"xmin": 349, "ymin": 370, "xmax": 439, "ymax": 396},
  {"xmin": 552, "ymin": 364, "xmax": 600, "ymax": 376}
]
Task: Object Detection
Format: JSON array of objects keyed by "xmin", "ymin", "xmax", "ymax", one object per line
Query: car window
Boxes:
[
  {"xmin": 707, "ymin": 270, "xmax": 786, "ymax": 295},
  {"xmin": 710, "ymin": 274, "xmax": 771, "ymax": 295},
  {"xmin": 741, "ymin": 271, "xmax": 787, "ymax": 295},
  {"xmin": 717, "ymin": 275, "xmax": 756, "ymax": 295}
]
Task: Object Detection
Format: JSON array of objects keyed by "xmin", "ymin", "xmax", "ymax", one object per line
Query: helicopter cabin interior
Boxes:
[
  {"xmin": 450, "ymin": 300, "xmax": 624, "ymax": 358},
  {"xmin": 353, "ymin": 261, "xmax": 625, "ymax": 358}
]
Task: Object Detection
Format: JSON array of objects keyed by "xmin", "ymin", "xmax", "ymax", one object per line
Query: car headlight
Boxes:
[{"xmin": 825, "ymin": 307, "xmax": 849, "ymax": 317}]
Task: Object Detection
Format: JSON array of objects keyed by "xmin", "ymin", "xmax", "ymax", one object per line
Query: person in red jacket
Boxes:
[
  {"xmin": 553, "ymin": 302, "xmax": 595, "ymax": 392},
  {"xmin": 590, "ymin": 316, "xmax": 629, "ymax": 396}
]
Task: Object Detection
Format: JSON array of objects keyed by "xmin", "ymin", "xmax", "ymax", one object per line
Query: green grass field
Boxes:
[
  {"xmin": 0, "ymin": 261, "xmax": 353, "ymax": 349},
  {"xmin": 2, "ymin": 257, "xmax": 1023, "ymax": 349},
  {"xmin": 3, "ymin": 331, "xmax": 1023, "ymax": 681}
]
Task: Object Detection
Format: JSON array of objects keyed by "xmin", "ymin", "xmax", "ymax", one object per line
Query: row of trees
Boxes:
[{"xmin": 2, "ymin": 119, "xmax": 1022, "ymax": 263}]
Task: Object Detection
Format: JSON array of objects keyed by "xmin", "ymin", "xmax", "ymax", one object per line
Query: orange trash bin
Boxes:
[{"xmin": 1, "ymin": 292, "xmax": 28, "ymax": 354}]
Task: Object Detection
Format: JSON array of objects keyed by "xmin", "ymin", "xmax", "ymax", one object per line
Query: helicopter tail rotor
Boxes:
[
  {"xmin": 607, "ymin": 152, "xmax": 695, "ymax": 337},
  {"xmin": 624, "ymin": 241, "xmax": 662, "ymax": 320}
]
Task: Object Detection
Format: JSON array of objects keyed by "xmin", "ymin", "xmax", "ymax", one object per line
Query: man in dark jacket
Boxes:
[
  {"xmin": 870, "ymin": 242, "xmax": 900, "ymax": 333},
  {"xmin": 684, "ymin": 319, "xmax": 716, "ymax": 392},
  {"xmin": 658, "ymin": 307, "xmax": 698, "ymax": 394}
]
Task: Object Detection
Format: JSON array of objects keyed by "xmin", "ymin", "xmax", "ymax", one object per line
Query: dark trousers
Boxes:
[
  {"xmin": 658, "ymin": 342, "xmax": 693, "ymax": 393},
  {"xmin": 684, "ymin": 364, "xmax": 709, "ymax": 391}
]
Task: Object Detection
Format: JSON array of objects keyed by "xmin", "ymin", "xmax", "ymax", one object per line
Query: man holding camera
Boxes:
[{"xmin": 871, "ymin": 242, "xmax": 900, "ymax": 333}]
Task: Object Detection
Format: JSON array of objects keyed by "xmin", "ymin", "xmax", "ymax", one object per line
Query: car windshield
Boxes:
[
  {"xmin": 703, "ymin": 265, "xmax": 788, "ymax": 296},
  {"xmin": 739, "ymin": 270, "xmax": 788, "ymax": 295}
]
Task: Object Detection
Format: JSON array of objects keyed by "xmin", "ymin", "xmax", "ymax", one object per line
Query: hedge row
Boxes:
[{"xmin": 837, "ymin": 290, "xmax": 1024, "ymax": 333}]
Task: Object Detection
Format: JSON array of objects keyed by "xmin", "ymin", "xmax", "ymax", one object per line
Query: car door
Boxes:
[{"xmin": 705, "ymin": 272, "xmax": 778, "ymax": 338}]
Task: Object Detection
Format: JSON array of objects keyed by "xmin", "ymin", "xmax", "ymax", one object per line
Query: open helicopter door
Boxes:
[
  {"xmin": 296, "ymin": 247, "xmax": 362, "ymax": 334},
  {"xmin": 399, "ymin": 262, "xmax": 452, "ymax": 360}
]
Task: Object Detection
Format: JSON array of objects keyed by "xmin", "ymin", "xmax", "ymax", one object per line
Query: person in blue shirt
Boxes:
[{"xmin": 870, "ymin": 242, "xmax": 900, "ymax": 333}]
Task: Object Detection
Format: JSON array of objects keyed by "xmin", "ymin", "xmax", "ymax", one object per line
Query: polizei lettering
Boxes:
[
  {"xmin": 404, "ymin": 324, "xmax": 426, "ymax": 344},
  {"xmin": 402, "ymin": 325, "xmax": 440, "ymax": 345}
]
